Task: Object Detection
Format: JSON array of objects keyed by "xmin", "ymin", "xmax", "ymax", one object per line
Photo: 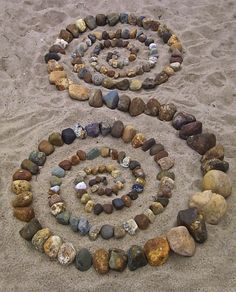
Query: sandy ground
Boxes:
[{"xmin": 0, "ymin": 0, "xmax": 236, "ymax": 291}]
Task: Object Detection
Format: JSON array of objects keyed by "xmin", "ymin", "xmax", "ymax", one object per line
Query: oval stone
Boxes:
[
  {"xmin": 143, "ymin": 237, "xmax": 170, "ymax": 266},
  {"xmin": 44, "ymin": 235, "xmax": 63, "ymax": 259},
  {"xmin": 32, "ymin": 228, "xmax": 52, "ymax": 252},
  {"xmin": 93, "ymin": 249, "xmax": 109, "ymax": 274},
  {"xmin": 58, "ymin": 242, "xmax": 76, "ymax": 265}
]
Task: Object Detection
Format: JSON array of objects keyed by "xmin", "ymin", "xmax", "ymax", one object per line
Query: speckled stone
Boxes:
[
  {"xmin": 44, "ymin": 235, "xmax": 63, "ymax": 259},
  {"xmin": 32, "ymin": 228, "xmax": 52, "ymax": 252},
  {"xmin": 56, "ymin": 211, "xmax": 70, "ymax": 225},
  {"xmin": 85, "ymin": 123, "xmax": 100, "ymax": 137},
  {"xmin": 93, "ymin": 249, "xmax": 109, "ymax": 274},
  {"xmin": 75, "ymin": 248, "xmax": 93, "ymax": 271},
  {"xmin": 131, "ymin": 133, "xmax": 145, "ymax": 148},
  {"xmin": 89, "ymin": 225, "xmax": 101, "ymax": 241},
  {"xmin": 78, "ymin": 217, "xmax": 90, "ymax": 235},
  {"xmin": 13, "ymin": 207, "xmax": 35, "ymax": 222},
  {"xmin": 21, "ymin": 159, "xmax": 39, "ymax": 175},
  {"xmin": 58, "ymin": 242, "xmax": 76, "ymax": 265},
  {"xmin": 114, "ymin": 225, "xmax": 126, "ymax": 239},
  {"xmin": 109, "ymin": 249, "xmax": 127, "ymax": 272},
  {"xmin": 123, "ymin": 219, "xmax": 138, "ymax": 235},
  {"xmin": 12, "ymin": 191, "xmax": 33, "ymax": 207},
  {"xmin": 29, "ymin": 151, "xmax": 46, "ymax": 166},
  {"xmin": 159, "ymin": 103, "xmax": 177, "ymax": 121}
]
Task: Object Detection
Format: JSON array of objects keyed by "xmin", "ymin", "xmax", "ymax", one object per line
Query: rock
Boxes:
[
  {"xmin": 75, "ymin": 19, "xmax": 87, "ymax": 32},
  {"xmin": 155, "ymin": 72, "xmax": 169, "ymax": 85},
  {"xmin": 92, "ymin": 73, "xmax": 104, "ymax": 86},
  {"xmin": 134, "ymin": 214, "xmax": 150, "ymax": 230},
  {"xmin": 100, "ymin": 147, "xmax": 110, "ymax": 157},
  {"xmin": 187, "ymin": 133, "xmax": 216, "ymax": 155},
  {"xmin": 109, "ymin": 249, "xmax": 127, "ymax": 272},
  {"xmin": 172, "ymin": 112, "xmax": 196, "ymax": 130},
  {"xmin": 100, "ymin": 225, "xmax": 114, "ymax": 240},
  {"xmin": 61, "ymin": 128, "xmax": 76, "ymax": 144},
  {"xmin": 66, "ymin": 23, "xmax": 80, "ymax": 38},
  {"xmin": 48, "ymin": 132, "xmax": 64, "ymax": 146},
  {"xmin": 84, "ymin": 15, "xmax": 97, "ymax": 30},
  {"xmin": 96, "ymin": 14, "xmax": 107, "ymax": 26},
  {"xmin": 170, "ymin": 62, "xmax": 181, "ymax": 71},
  {"xmin": 114, "ymin": 226, "xmax": 126, "ymax": 239},
  {"xmin": 129, "ymin": 97, "xmax": 146, "ymax": 116},
  {"xmin": 80, "ymin": 193, "xmax": 90, "ymax": 204},
  {"xmin": 78, "ymin": 217, "xmax": 90, "ymax": 235},
  {"xmin": 83, "ymin": 71, "xmax": 92, "ymax": 83},
  {"xmin": 69, "ymin": 216, "xmax": 79, "ymax": 232},
  {"xmin": 44, "ymin": 235, "xmax": 63, "ymax": 259},
  {"xmin": 50, "ymin": 176, "xmax": 62, "ymax": 187},
  {"xmin": 21, "ymin": 159, "xmax": 39, "ymax": 175},
  {"xmin": 116, "ymin": 79, "xmax": 130, "ymax": 90},
  {"xmin": 86, "ymin": 148, "xmax": 100, "ymax": 160},
  {"xmin": 163, "ymin": 65, "xmax": 175, "ymax": 76},
  {"xmin": 47, "ymin": 59, "xmax": 64, "ymax": 73},
  {"xmin": 117, "ymin": 94, "xmax": 131, "ymax": 112},
  {"xmin": 131, "ymin": 133, "xmax": 145, "ymax": 148},
  {"xmin": 142, "ymin": 77, "xmax": 156, "ymax": 89},
  {"xmin": 73, "ymin": 124, "xmax": 87, "ymax": 139},
  {"xmin": 85, "ymin": 200, "xmax": 95, "ymax": 213},
  {"xmin": 159, "ymin": 103, "xmax": 177, "ymax": 121},
  {"xmin": 127, "ymin": 245, "xmax": 147, "ymax": 271},
  {"xmin": 102, "ymin": 78, "xmax": 116, "ymax": 89},
  {"xmin": 49, "ymin": 71, "xmax": 66, "ymax": 84},
  {"xmin": 155, "ymin": 150, "xmax": 169, "ymax": 163},
  {"xmin": 107, "ymin": 13, "xmax": 120, "ymax": 26},
  {"xmin": 32, "ymin": 228, "xmax": 52, "ymax": 252},
  {"xmin": 149, "ymin": 143, "xmax": 164, "ymax": 156},
  {"xmin": 77, "ymin": 150, "xmax": 86, "ymax": 160},
  {"xmin": 162, "ymin": 31, "xmax": 172, "ymax": 43},
  {"xmin": 122, "ymin": 125, "xmax": 136, "ymax": 143},
  {"xmin": 69, "ymin": 84, "xmax": 90, "ymax": 101},
  {"xmin": 179, "ymin": 121, "xmax": 202, "ymax": 140},
  {"xmin": 59, "ymin": 160, "xmax": 72, "ymax": 171},
  {"xmin": 166, "ymin": 226, "xmax": 196, "ymax": 256},
  {"xmin": 75, "ymin": 248, "xmax": 93, "ymax": 271},
  {"xmin": 123, "ymin": 219, "xmax": 138, "ymax": 235},
  {"xmin": 129, "ymin": 79, "xmax": 142, "ymax": 91},
  {"xmin": 12, "ymin": 180, "xmax": 31, "ymax": 194},
  {"xmin": 201, "ymin": 144, "xmax": 224, "ymax": 163},
  {"xmin": 85, "ymin": 123, "xmax": 100, "ymax": 137},
  {"xmin": 99, "ymin": 121, "xmax": 111, "ymax": 136},
  {"xmin": 150, "ymin": 202, "xmax": 164, "ymax": 215},
  {"xmin": 29, "ymin": 151, "xmax": 46, "ymax": 166},
  {"xmin": 13, "ymin": 169, "xmax": 32, "ymax": 181},
  {"xmin": 143, "ymin": 209, "xmax": 155, "ymax": 223},
  {"xmin": 51, "ymin": 166, "xmax": 65, "ymax": 178},
  {"xmin": 201, "ymin": 159, "xmax": 229, "ymax": 175},
  {"xmin": 58, "ymin": 242, "xmax": 76, "ymax": 265},
  {"xmin": 44, "ymin": 52, "xmax": 60, "ymax": 63},
  {"xmin": 50, "ymin": 202, "xmax": 66, "ymax": 216},
  {"xmin": 156, "ymin": 170, "xmax": 175, "ymax": 181},
  {"xmin": 177, "ymin": 208, "xmax": 207, "ymax": 243},
  {"xmin": 145, "ymin": 98, "xmax": 161, "ymax": 116},
  {"xmin": 102, "ymin": 90, "xmax": 119, "ymax": 109},
  {"xmin": 59, "ymin": 29, "xmax": 73, "ymax": 43},
  {"xmin": 93, "ymin": 249, "xmax": 110, "ymax": 275},
  {"xmin": 189, "ymin": 190, "xmax": 227, "ymax": 224},
  {"xmin": 120, "ymin": 13, "xmax": 128, "ymax": 23},
  {"xmin": 143, "ymin": 237, "xmax": 169, "ymax": 266},
  {"xmin": 202, "ymin": 170, "xmax": 232, "ymax": 198},
  {"xmin": 121, "ymin": 195, "xmax": 132, "ymax": 207},
  {"xmin": 121, "ymin": 28, "xmax": 130, "ymax": 39},
  {"xmin": 112, "ymin": 198, "xmax": 125, "ymax": 210},
  {"xmin": 38, "ymin": 140, "xmax": 55, "ymax": 155},
  {"xmin": 89, "ymin": 226, "xmax": 101, "ymax": 240},
  {"xmin": 12, "ymin": 191, "xmax": 33, "ymax": 207},
  {"xmin": 103, "ymin": 204, "xmax": 113, "ymax": 214},
  {"xmin": 141, "ymin": 138, "xmax": 156, "ymax": 152},
  {"xmin": 157, "ymin": 157, "xmax": 175, "ymax": 170},
  {"xmin": 56, "ymin": 211, "xmax": 70, "ymax": 225},
  {"xmin": 128, "ymin": 191, "xmax": 139, "ymax": 200},
  {"xmin": 19, "ymin": 218, "xmax": 42, "ymax": 241},
  {"xmin": 111, "ymin": 120, "xmax": 124, "ymax": 138},
  {"xmin": 48, "ymin": 194, "xmax": 63, "ymax": 207}
]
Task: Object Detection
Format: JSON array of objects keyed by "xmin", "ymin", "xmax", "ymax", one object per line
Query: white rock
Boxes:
[
  {"xmin": 170, "ymin": 62, "xmax": 181, "ymax": 71},
  {"xmin": 54, "ymin": 38, "xmax": 68, "ymax": 49},
  {"xmin": 75, "ymin": 182, "xmax": 87, "ymax": 191},
  {"xmin": 50, "ymin": 185, "xmax": 60, "ymax": 193},
  {"xmin": 123, "ymin": 219, "xmax": 138, "ymax": 235}
]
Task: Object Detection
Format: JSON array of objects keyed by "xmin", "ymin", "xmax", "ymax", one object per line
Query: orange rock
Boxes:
[
  {"xmin": 13, "ymin": 169, "xmax": 32, "ymax": 181},
  {"xmin": 93, "ymin": 249, "xmax": 109, "ymax": 274},
  {"xmin": 143, "ymin": 236, "xmax": 170, "ymax": 266},
  {"xmin": 13, "ymin": 206, "xmax": 35, "ymax": 222}
]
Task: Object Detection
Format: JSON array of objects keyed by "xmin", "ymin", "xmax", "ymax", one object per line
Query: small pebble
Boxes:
[{"xmin": 78, "ymin": 217, "xmax": 90, "ymax": 235}]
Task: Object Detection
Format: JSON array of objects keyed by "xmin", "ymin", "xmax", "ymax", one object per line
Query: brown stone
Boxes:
[
  {"xmin": 13, "ymin": 207, "xmax": 35, "ymax": 222},
  {"xmin": 116, "ymin": 79, "xmax": 130, "ymax": 90},
  {"xmin": 179, "ymin": 121, "xmax": 202, "ymax": 140},
  {"xmin": 149, "ymin": 143, "xmax": 164, "ymax": 156},
  {"xmin": 71, "ymin": 57, "xmax": 83, "ymax": 66},
  {"xmin": 143, "ymin": 237, "xmax": 170, "ymax": 266},
  {"xmin": 111, "ymin": 121, "xmax": 124, "ymax": 138},
  {"xmin": 93, "ymin": 249, "xmax": 109, "ymax": 274},
  {"xmin": 155, "ymin": 72, "xmax": 169, "ymax": 85},
  {"xmin": 83, "ymin": 72, "xmax": 92, "ymax": 83},
  {"xmin": 77, "ymin": 150, "xmax": 86, "ymax": 161},
  {"xmin": 49, "ymin": 71, "xmax": 66, "ymax": 84},
  {"xmin": 11, "ymin": 191, "xmax": 33, "ymax": 207},
  {"xmin": 89, "ymin": 89, "xmax": 103, "ymax": 108},
  {"xmin": 47, "ymin": 60, "xmax": 64, "ymax": 73},
  {"xmin": 110, "ymin": 149, "xmax": 118, "ymax": 160},
  {"xmin": 21, "ymin": 159, "xmax": 39, "ymax": 175},
  {"xmin": 103, "ymin": 204, "xmax": 113, "ymax": 214},
  {"xmin": 118, "ymin": 95, "xmax": 131, "ymax": 112},
  {"xmin": 201, "ymin": 144, "xmax": 224, "ymax": 163},
  {"xmin": 59, "ymin": 160, "xmax": 72, "ymax": 171},
  {"xmin": 59, "ymin": 29, "xmax": 73, "ymax": 43},
  {"xmin": 121, "ymin": 195, "xmax": 132, "ymax": 207},
  {"xmin": 69, "ymin": 84, "xmax": 90, "ymax": 101},
  {"xmin": 12, "ymin": 180, "xmax": 31, "ymax": 194},
  {"xmin": 55, "ymin": 78, "xmax": 70, "ymax": 91},
  {"xmin": 134, "ymin": 214, "xmax": 150, "ymax": 230},
  {"xmin": 70, "ymin": 155, "xmax": 80, "ymax": 166},
  {"xmin": 154, "ymin": 150, "xmax": 169, "ymax": 162},
  {"xmin": 129, "ymin": 97, "xmax": 146, "ymax": 116},
  {"xmin": 122, "ymin": 125, "xmax": 136, "ymax": 143},
  {"xmin": 48, "ymin": 194, "xmax": 63, "ymax": 207},
  {"xmin": 13, "ymin": 169, "xmax": 32, "ymax": 181},
  {"xmin": 49, "ymin": 45, "xmax": 66, "ymax": 55},
  {"xmin": 145, "ymin": 98, "xmax": 161, "ymax": 116},
  {"xmin": 187, "ymin": 133, "xmax": 216, "ymax": 155},
  {"xmin": 100, "ymin": 147, "xmax": 110, "ymax": 157},
  {"xmin": 38, "ymin": 140, "xmax": 55, "ymax": 155},
  {"xmin": 66, "ymin": 23, "xmax": 80, "ymax": 38},
  {"xmin": 107, "ymin": 70, "xmax": 115, "ymax": 78}
]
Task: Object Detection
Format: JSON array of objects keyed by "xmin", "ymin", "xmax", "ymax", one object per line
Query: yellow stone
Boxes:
[
  {"xmin": 12, "ymin": 180, "xmax": 31, "ymax": 194},
  {"xmin": 163, "ymin": 66, "xmax": 175, "ymax": 76},
  {"xmin": 68, "ymin": 84, "xmax": 90, "ymax": 101},
  {"xmin": 47, "ymin": 60, "xmax": 64, "ymax": 73},
  {"xmin": 75, "ymin": 19, "xmax": 86, "ymax": 32},
  {"xmin": 49, "ymin": 71, "xmax": 66, "ymax": 84},
  {"xmin": 55, "ymin": 78, "xmax": 70, "ymax": 91}
]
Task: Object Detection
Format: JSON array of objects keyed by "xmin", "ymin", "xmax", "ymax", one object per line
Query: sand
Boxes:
[{"xmin": 0, "ymin": 0, "xmax": 236, "ymax": 291}]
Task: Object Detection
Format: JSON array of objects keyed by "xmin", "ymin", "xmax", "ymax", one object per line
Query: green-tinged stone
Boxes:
[{"xmin": 86, "ymin": 148, "xmax": 100, "ymax": 160}]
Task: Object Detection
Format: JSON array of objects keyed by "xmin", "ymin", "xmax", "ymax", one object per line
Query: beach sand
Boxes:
[{"xmin": 0, "ymin": 0, "xmax": 236, "ymax": 291}]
